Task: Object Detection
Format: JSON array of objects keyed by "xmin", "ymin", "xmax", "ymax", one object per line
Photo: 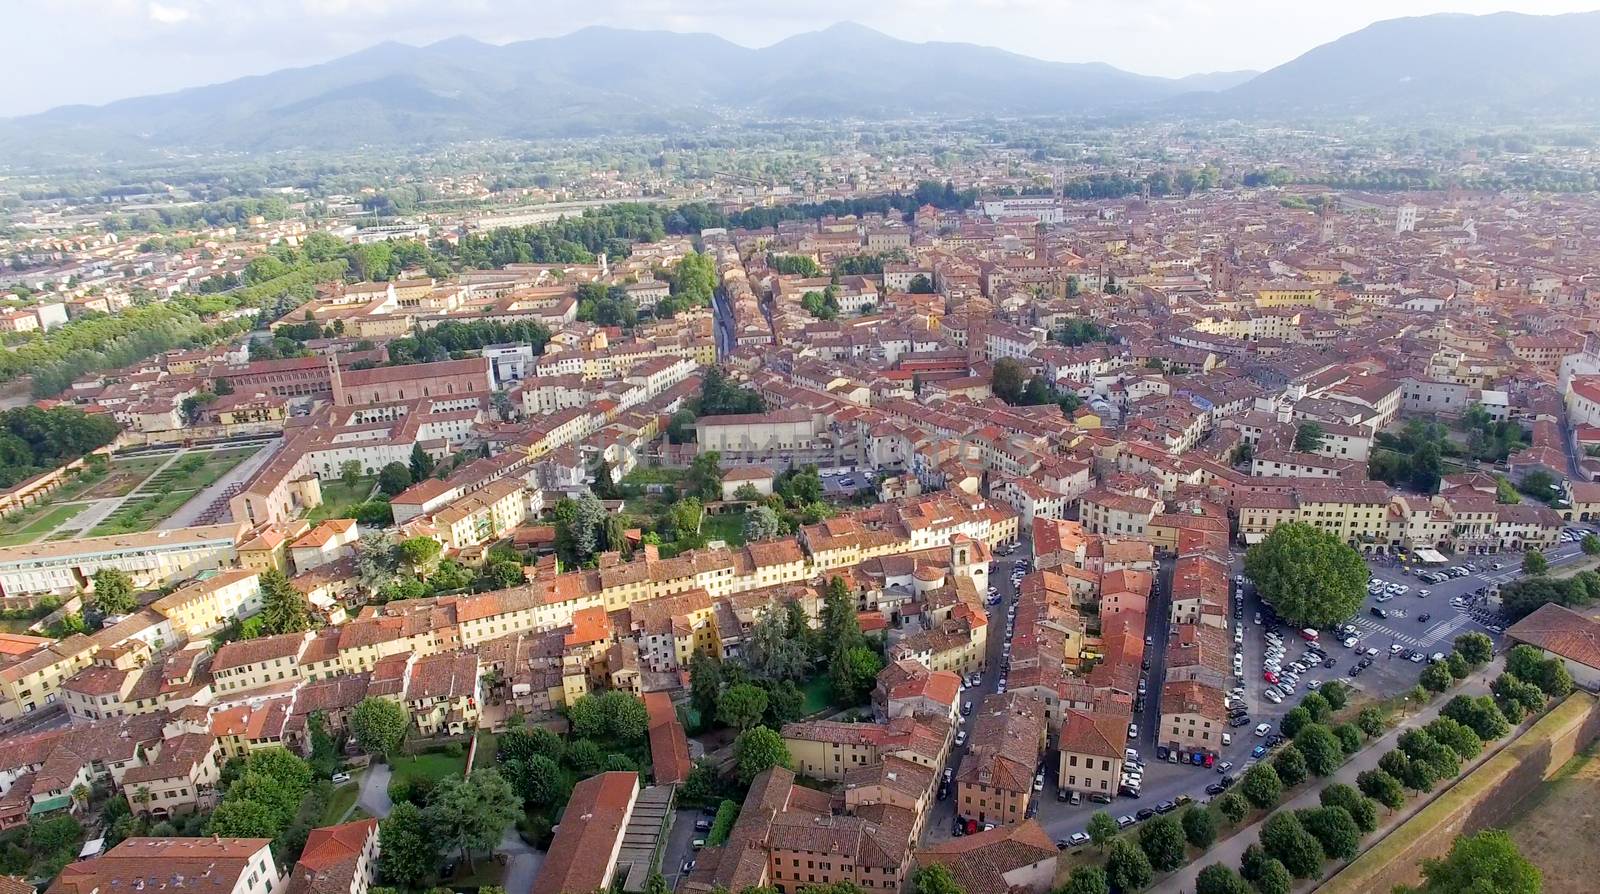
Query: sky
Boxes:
[{"xmin": 2, "ymin": 0, "xmax": 1596, "ymax": 117}]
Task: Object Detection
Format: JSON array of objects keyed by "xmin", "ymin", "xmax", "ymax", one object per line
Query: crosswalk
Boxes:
[{"xmin": 1351, "ymin": 612, "xmax": 1475, "ymax": 649}]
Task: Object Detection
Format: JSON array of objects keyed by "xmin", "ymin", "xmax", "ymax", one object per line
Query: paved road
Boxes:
[
  {"xmin": 1152, "ymin": 655, "xmax": 1508, "ymax": 893},
  {"xmin": 160, "ymin": 441, "xmax": 279, "ymax": 529},
  {"xmin": 357, "ymin": 762, "xmax": 393, "ymax": 818},
  {"xmin": 660, "ymin": 807, "xmax": 706, "ymax": 887},
  {"xmin": 498, "ymin": 827, "xmax": 544, "ymax": 894}
]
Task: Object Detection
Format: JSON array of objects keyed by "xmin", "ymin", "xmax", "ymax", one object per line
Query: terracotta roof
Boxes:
[
  {"xmin": 1506, "ymin": 603, "xmax": 1600, "ymax": 671},
  {"xmin": 532, "ymin": 772, "xmax": 639, "ymax": 894}
]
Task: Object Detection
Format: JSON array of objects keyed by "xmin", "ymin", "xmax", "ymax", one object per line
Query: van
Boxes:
[{"xmin": 1300, "ymin": 628, "xmax": 1319, "ymax": 642}]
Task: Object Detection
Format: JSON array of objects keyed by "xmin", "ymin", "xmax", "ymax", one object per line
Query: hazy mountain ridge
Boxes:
[
  {"xmin": 1215, "ymin": 11, "xmax": 1600, "ymax": 117},
  {"xmin": 4, "ymin": 12, "xmax": 1597, "ymax": 157}
]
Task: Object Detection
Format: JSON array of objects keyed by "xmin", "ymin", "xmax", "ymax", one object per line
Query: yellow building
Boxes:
[{"xmin": 151, "ymin": 569, "xmax": 263, "ymax": 640}]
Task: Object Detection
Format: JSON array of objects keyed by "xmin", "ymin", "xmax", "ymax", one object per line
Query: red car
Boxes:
[
  {"xmin": 1263, "ymin": 670, "xmax": 1279, "ymax": 684},
  {"xmin": 1203, "ymin": 753, "xmax": 1216, "ymax": 768}
]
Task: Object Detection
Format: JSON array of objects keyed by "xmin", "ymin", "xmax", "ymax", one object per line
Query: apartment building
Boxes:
[
  {"xmin": 50, "ymin": 838, "xmax": 280, "ymax": 894},
  {"xmin": 0, "ymin": 522, "xmax": 241, "ymax": 605},
  {"xmin": 954, "ymin": 693, "xmax": 1046, "ymax": 826},
  {"xmin": 1056, "ymin": 707, "xmax": 1129, "ymax": 798}
]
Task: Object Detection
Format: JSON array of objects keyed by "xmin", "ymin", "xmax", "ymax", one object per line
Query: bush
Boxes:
[{"xmin": 707, "ymin": 799, "xmax": 738, "ymax": 846}]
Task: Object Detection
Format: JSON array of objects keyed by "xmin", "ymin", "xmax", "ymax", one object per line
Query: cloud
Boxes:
[{"xmin": 147, "ymin": 2, "xmax": 190, "ymax": 24}]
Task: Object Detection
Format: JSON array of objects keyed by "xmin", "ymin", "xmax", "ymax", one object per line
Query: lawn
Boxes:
[
  {"xmin": 85, "ymin": 448, "xmax": 265, "ymax": 536},
  {"xmin": 701, "ymin": 511, "xmax": 747, "ymax": 547},
  {"xmin": 0, "ymin": 502, "xmax": 86, "ymax": 546},
  {"xmin": 623, "ymin": 466, "xmax": 686, "ymax": 487},
  {"xmin": 307, "ymin": 477, "xmax": 376, "ymax": 523},
  {"xmin": 389, "ymin": 750, "xmax": 468, "ymax": 788},
  {"xmin": 320, "ymin": 780, "xmax": 362, "ymax": 826},
  {"xmin": 84, "ymin": 455, "xmax": 169, "ymax": 498},
  {"xmin": 90, "ymin": 488, "xmax": 197, "ymax": 536}
]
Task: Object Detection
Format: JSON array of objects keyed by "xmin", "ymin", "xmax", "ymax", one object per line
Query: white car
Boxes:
[
  {"xmin": 1254, "ymin": 723, "xmax": 1272, "ymax": 737},
  {"xmin": 955, "ymin": 730, "xmax": 968, "ymax": 746},
  {"xmin": 1128, "ymin": 723, "xmax": 1139, "ymax": 740},
  {"xmin": 1263, "ymin": 689, "xmax": 1283, "ymax": 704}
]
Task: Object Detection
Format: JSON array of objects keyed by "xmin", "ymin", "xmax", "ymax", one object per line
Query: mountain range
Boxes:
[{"xmin": 3, "ymin": 11, "xmax": 1598, "ymax": 157}]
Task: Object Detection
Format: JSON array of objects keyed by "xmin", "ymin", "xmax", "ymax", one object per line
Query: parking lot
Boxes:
[{"xmin": 920, "ymin": 527, "xmax": 1597, "ymax": 849}]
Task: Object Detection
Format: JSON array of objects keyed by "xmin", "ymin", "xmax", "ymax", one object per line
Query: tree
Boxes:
[
  {"xmin": 378, "ymin": 462, "xmax": 413, "ymax": 496},
  {"xmin": 1244, "ymin": 523, "xmax": 1368, "ymax": 627},
  {"xmin": 1420, "ymin": 662, "xmax": 1454, "ymax": 693},
  {"xmin": 910, "ymin": 864, "xmax": 966, "ymax": 894},
  {"xmin": 1423, "ymin": 717, "xmax": 1482, "ymax": 761},
  {"xmin": 90, "ymin": 568, "xmax": 136, "ymax": 615},
  {"xmin": 1583, "ymin": 533, "xmax": 1600, "ymax": 556},
  {"xmin": 1297, "ymin": 693, "xmax": 1331, "ymax": 726},
  {"xmin": 1320, "ymin": 681, "xmax": 1349, "ymax": 711},
  {"xmin": 1059, "ymin": 865, "xmax": 1107, "ymax": 894},
  {"xmin": 1241, "ymin": 763, "xmax": 1283, "ymax": 809},
  {"xmin": 1491, "ymin": 672, "xmax": 1547, "ymax": 719},
  {"xmin": 1195, "ymin": 864, "xmax": 1250, "ymax": 894},
  {"xmin": 1523, "ymin": 549, "xmax": 1548, "ymax": 575},
  {"xmin": 1440, "ymin": 695, "xmax": 1510, "ymax": 741},
  {"xmin": 684, "ymin": 451, "xmax": 725, "ymax": 502},
  {"xmin": 744, "ymin": 506, "xmax": 785, "ymax": 542},
  {"xmin": 1357, "ymin": 706, "xmax": 1386, "ymax": 738},
  {"xmin": 340, "ymin": 459, "xmax": 363, "ymax": 489},
  {"xmin": 1216, "ymin": 792, "xmax": 1249, "ymax": 824},
  {"xmin": 568, "ymin": 690, "xmax": 649, "ymax": 744},
  {"xmin": 822, "ymin": 576, "xmax": 865, "ymax": 652},
  {"xmin": 1260, "ymin": 811, "xmax": 1323, "ymax": 878},
  {"xmin": 208, "ymin": 798, "xmax": 277, "ymax": 837},
  {"xmin": 1086, "ymin": 810, "xmax": 1118, "ymax": 850},
  {"xmin": 1255, "ymin": 859, "xmax": 1293, "ymax": 894},
  {"xmin": 398, "ymin": 537, "xmax": 443, "ymax": 574},
  {"xmin": 1333, "ymin": 723, "xmax": 1364, "ymax": 756},
  {"xmin": 1105, "ymin": 838, "xmax": 1153, "ymax": 893},
  {"xmin": 1298, "ymin": 805, "xmax": 1360, "ymax": 860},
  {"xmin": 991, "ymin": 358, "xmax": 1028, "ymax": 405},
  {"xmin": 1279, "ymin": 706, "xmax": 1312, "ymax": 739},
  {"xmin": 1294, "ymin": 423, "xmax": 1325, "ymax": 453},
  {"xmin": 1295, "ymin": 725, "xmax": 1344, "ymax": 777},
  {"xmin": 1453, "ymin": 632, "xmax": 1493, "ymax": 668},
  {"xmin": 519, "ymin": 754, "xmax": 561, "ymax": 807},
  {"xmin": 1138, "ymin": 815, "xmax": 1186, "ymax": 872},
  {"xmin": 743, "ymin": 608, "xmax": 809, "ymax": 682},
  {"xmin": 1320, "ymin": 784, "xmax": 1379, "ymax": 834},
  {"xmin": 351, "ymin": 697, "xmax": 408, "ymax": 757},
  {"xmin": 733, "ymin": 726, "xmax": 791, "ymax": 783},
  {"xmin": 425, "ymin": 769, "xmax": 519, "ymax": 870},
  {"xmin": 380, "ymin": 801, "xmax": 440, "ymax": 888},
  {"xmin": 908, "ymin": 274, "xmax": 934, "ymax": 294},
  {"xmin": 829, "ymin": 646, "xmax": 882, "ymax": 706},
  {"xmin": 690, "ymin": 652, "xmax": 724, "ymax": 723},
  {"xmin": 1399, "ymin": 829, "xmax": 1540, "ymax": 894},
  {"xmin": 409, "ymin": 444, "xmax": 435, "ymax": 482},
  {"xmin": 1182, "ymin": 804, "xmax": 1217, "ymax": 849},
  {"xmin": 717, "ymin": 684, "xmax": 769, "ymax": 730},
  {"xmin": 1272, "ymin": 744, "xmax": 1308, "ymax": 787},
  {"xmin": 259, "ymin": 568, "xmax": 311, "ymax": 635}
]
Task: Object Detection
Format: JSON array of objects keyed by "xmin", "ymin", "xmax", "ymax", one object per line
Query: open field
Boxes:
[
  {"xmin": 1503, "ymin": 745, "xmax": 1600, "ymax": 894},
  {"xmin": 389, "ymin": 750, "xmax": 468, "ymax": 789},
  {"xmin": 0, "ymin": 502, "xmax": 87, "ymax": 546}
]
